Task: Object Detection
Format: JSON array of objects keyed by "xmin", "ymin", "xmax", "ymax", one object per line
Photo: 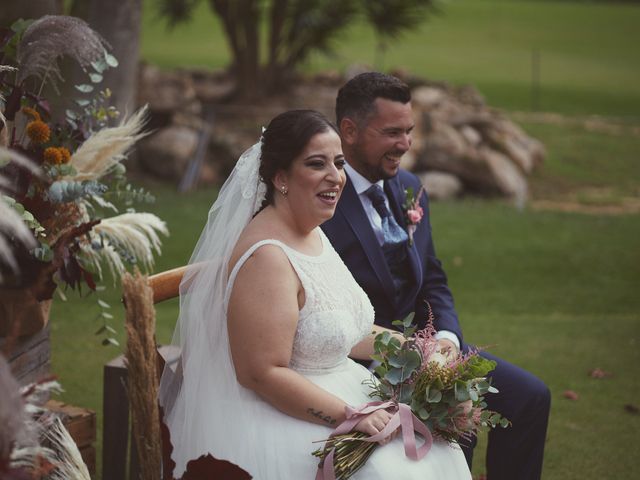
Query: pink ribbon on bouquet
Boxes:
[{"xmin": 315, "ymin": 401, "xmax": 433, "ymax": 480}]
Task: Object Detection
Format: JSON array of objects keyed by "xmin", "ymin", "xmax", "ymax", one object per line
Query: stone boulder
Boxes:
[
  {"xmin": 137, "ymin": 126, "xmax": 200, "ymax": 180},
  {"xmin": 418, "ymin": 172, "xmax": 463, "ymax": 200},
  {"xmin": 133, "ymin": 68, "xmax": 545, "ymax": 202},
  {"xmin": 138, "ymin": 64, "xmax": 199, "ymax": 115},
  {"xmin": 411, "ymin": 84, "xmax": 544, "ymax": 203}
]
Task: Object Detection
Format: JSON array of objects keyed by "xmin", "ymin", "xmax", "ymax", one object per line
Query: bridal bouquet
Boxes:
[{"xmin": 313, "ymin": 306, "xmax": 508, "ymax": 479}]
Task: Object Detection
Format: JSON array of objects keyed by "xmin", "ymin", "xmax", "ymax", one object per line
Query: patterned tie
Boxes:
[{"xmin": 366, "ymin": 184, "xmax": 408, "ymax": 246}]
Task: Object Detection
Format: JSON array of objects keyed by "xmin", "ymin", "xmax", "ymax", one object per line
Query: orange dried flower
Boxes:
[
  {"xmin": 43, "ymin": 147, "xmax": 63, "ymax": 165},
  {"xmin": 21, "ymin": 106, "xmax": 41, "ymax": 121},
  {"xmin": 58, "ymin": 146, "xmax": 72, "ymax": 164},
  {"xmin": 26, "ymin": 120, "xmax": 51, "ymax": 144}
]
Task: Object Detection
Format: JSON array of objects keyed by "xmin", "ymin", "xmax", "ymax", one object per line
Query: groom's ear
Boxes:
[{"xmin": 339, "ymin": 118, "xmax": 358, "ymax": 145}]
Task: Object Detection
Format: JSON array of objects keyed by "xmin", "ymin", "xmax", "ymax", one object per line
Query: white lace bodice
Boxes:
[{"xmin": 225, "ymin": 230, "xmax": 375, "ymax": 374}]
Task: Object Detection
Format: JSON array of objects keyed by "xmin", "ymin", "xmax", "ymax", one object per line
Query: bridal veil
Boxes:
[{"xmin": 158, "ymin": 140, "xmax": 266, "ymax": 477}]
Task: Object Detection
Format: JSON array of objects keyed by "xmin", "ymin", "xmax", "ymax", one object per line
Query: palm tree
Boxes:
[
  {"xmin": 363, "ymin": 0, "xmax": 438, "ymax": 69},
  {"xmin": 158, "ymin": 0, "xmax": 359, "ymax": 101}
]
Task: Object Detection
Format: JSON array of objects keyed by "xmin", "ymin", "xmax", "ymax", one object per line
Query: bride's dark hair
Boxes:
[{"xmin": 258, "ymin": 109, "xmax": 338, "ymax": 212}]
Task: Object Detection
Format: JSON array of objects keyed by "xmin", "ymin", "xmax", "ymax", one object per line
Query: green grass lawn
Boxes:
[
  {"xmin": 520, "ymin": 119, "xmax": 640, "ymax": 200},
  {"xmin": 43, "ymin": 0, "xmax": 640, "ymax": 478}
]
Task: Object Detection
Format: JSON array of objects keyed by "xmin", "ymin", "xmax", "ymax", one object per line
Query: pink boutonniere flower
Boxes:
[{"xmin": 402, "ymin": 186, "xmax": 426, "ymax": 246}]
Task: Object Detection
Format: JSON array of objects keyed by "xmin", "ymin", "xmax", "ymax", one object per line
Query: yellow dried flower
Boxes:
[
  {"xmin": 26, "ymin": 120, "xmax": 50, "ymax": 144},
  {"xmin": 43, "ymin": 147, "xmax": 63, "ymax": 165},
  {"xmin": 22, "ymin": 106, "xmax": 41, "ymax": 121},
  {"xmin": 58, "ymin": 147, "xmax": 72, "ymax": 164}
]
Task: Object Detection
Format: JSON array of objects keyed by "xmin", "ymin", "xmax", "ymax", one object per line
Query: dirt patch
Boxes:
[
  {"xmin": 530, "ymin": 197, "xmax": 640, "ymax": 215},
  {"xmin": 509, "ymin": 111, "xmax": 640, "ymax": 137}
]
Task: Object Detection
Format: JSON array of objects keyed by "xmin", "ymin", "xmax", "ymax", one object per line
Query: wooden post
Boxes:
[
  {"xmin": 0, "ymin": 325, "xmax": 51, "ymax": 385},
  {"xmin": 531, "ymin": 48, "xmax": 540, "ymax": 112},
  {"xmin": 103, "ymin": 346, "xmax": 181, "ymax": 479},
  {"xmin": 102, "ymin": 355, "xmax": 131, "ymax": 480}
]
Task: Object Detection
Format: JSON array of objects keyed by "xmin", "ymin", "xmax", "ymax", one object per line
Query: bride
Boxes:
[{"xmin": 159, "ymin": 110, "xmax": 471, "ymax": 479}]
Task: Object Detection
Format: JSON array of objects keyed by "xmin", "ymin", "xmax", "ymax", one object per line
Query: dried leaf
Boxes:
[
  {"xmin": 623, "ymin": 404, "xmax": 639, "ymax": 415},
  {"xmin": 562, "ymin": 390, "xmax": 579, "ymax": 401},
  {"xmin": 588, "ymin": 368, "xmax": 612, "ymax": 379}
]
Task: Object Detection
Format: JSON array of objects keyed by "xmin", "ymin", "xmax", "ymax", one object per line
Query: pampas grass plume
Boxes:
[
  {"xmin": 82, "ymin": 212, "xmax": 168, "ymax": 280},
  {"xmin": 67, "ymin": 105, "xmax": 150, "ymax": 182},
  {"xmin": 123, "ymin": 269, "xmax": 162, "ymax": 480},
  {"xmin": 44, "ymin": 416, "xmax": 91, "ymax": 480},
  {"xmin": 17, "ymin": 15, "xmax": 108, "ymax": 88},
  {"xmin": 0, "ymin": 147, "xmax": 41, "ymax": 279}
]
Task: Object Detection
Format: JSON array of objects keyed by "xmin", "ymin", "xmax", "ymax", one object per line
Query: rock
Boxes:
[
  {"xmin": 344, "ymin": 64, "xmax": 372, "ymax": 81},
  {"xmin": 199, "ymin": 162, "xmax": 219, "ymax": 185},
  {"xmin": 410, "ymin": 80, "xmax": 544, "ymax": 202},
  {"xmin": 412, "ymin": 86, "xmax": 446, "ymax": 110},
  {"xmin": 453, "ymin": 84, "xmax": 486, "ymax": 108},
  {"xmin": 190, "ymin": 70, "xmax": 236, "ymax": 103},
  {"xmin": 482, "ymin": 119, "xmax": 545, "ymax": 173},
  {"xmin": 400, "ymin": 150, "xmax": 417, "ymax": 171},
  {"xmin": 480, "ymin": 147, "xmax": 528, "ymax": 207},
  {"xmin": 424, "ymin": 122, "xmax": 469, "ymax": 159},
  {"xmin": 418, "ymin": 172, "xmax": 463, "ymax": 200},
  {"xmin": 459, "ymin": 125, "xmax": 482, "ymax": 146},
  {"xmin": 131, "ymin": 68, "xmax": 546, "ymax": 203},
  {"xmin": 419, "ymin": 145, "xmax": 496, "ymax": 194},
  {"xmin": 138, "ymin": 64, "xmax": 198, "ymax": 114},
  {"xmin": 137, "ymin": 126, "xmax": 200, "ymax": 181}
]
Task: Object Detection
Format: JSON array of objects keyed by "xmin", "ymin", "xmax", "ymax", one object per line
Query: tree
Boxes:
[
  {"xmin": 0, "ymin": 0, "xmax": 60, "ymax": 29},
  {"xmin": 363, "ymin": 0, "xmax": 438, "ymax": 69},
  {"xmin": 159, "ymin": 0, "xmax": 439, "ymax": 101},
  {"xmin": 159, "ymin": 0, "xmax": 359, "ymax": 101},
  {"xmin": 87, "ymin": 0, "xmax": 143, "ymax": 118}
]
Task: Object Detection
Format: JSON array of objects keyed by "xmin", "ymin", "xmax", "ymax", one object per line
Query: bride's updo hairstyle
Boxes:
[{"xmin": 258, "ymin": 109, "xmax": 338, "ymax": 212}]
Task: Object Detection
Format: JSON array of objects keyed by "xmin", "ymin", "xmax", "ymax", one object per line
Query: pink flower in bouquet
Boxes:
[
  {"xmin": 454, "ymin": 402, "xmax": 483, "ymax": 431},
  {"xmin": 407, "ymin": 206, "xmax": 423, "ymax": 224}
]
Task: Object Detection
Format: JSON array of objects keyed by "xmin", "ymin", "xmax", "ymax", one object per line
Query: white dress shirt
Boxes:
[{"xmin": 345, "ymin": 163, "xmax": 460, "ymax": 350}]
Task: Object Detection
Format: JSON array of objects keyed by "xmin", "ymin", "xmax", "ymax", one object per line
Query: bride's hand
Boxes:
[{"xmin": 354, "ymin": 409, "xmax": 398, "ymax": 445}]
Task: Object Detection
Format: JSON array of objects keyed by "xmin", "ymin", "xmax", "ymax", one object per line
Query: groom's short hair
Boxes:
[{"xmin": 336, "ymin": 72, "xmax": 411, "ymax": 126}]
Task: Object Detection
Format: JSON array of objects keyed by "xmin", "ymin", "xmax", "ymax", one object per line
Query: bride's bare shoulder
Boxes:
[{"xmin": 228, "ymin": 216, "xmax": 287, "ymax": 274}]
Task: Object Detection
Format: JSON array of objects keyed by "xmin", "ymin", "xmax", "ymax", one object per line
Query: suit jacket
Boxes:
[{"xmin": 321, "ymin": 169, "xmax": 462, "ymax": 344}]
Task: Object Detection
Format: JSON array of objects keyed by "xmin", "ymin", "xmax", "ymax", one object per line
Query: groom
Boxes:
[{"xmin": 321, "ymin": 72, "xmax": 551, "ymax": 480}]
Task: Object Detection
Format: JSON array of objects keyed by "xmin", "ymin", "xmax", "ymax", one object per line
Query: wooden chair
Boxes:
[{"xmin": 102, "ymin": 266, "xmax": 250, "ymax": 480}]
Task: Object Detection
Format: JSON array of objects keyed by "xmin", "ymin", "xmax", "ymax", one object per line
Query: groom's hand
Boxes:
[{"xmin": 436, "ymin": 338, "xmax": 459, "ymax": 361}]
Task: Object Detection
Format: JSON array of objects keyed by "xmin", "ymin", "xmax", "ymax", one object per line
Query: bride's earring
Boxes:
[{"xmin": 280, "ymin": 185, "xmax": 288, "ymax": 197}]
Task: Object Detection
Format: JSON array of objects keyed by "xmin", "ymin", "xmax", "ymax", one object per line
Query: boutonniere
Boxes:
[{"xmin": 402, "ymin": 186, "xmax": 425, "ymax": 246}]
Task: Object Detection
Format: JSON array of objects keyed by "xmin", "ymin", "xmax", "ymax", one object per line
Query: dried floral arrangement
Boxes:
[
  {"xmin": 0, "ymin": 16, "xmax": 168, "ymax": 341},
  {"xmin": 0, "ymin": 355, "xmax": 92, "ymax": 480}
]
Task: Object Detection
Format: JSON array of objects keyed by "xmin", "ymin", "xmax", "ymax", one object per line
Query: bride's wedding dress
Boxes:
[{"xmin": 167, "ymin": 229, "xmax": 471, "ymax": 479}]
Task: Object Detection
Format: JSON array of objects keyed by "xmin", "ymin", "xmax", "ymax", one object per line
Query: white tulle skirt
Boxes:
[{"xmin": 168, "ymin": 358, "xmax": 471, "ymax": 479}]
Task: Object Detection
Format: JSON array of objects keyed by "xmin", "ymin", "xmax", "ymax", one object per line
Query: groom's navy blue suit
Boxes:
[{"xmin": 322, "ymin": 169, "xmax": 550, "ymax": 480}]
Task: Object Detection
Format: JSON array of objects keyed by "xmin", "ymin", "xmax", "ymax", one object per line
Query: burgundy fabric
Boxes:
[{"xmin": 157, "ymin": 350, "xmax": 251, "ymax": 480}]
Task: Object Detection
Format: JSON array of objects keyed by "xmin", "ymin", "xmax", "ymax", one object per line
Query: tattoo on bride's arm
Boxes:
[{"xmin": 306, "ymin": 407, "xmax": 337, "ymax": 425}]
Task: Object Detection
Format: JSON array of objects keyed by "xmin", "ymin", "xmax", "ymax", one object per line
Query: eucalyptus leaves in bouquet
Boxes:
[
  {"xmin": 0, "ymin": 16, "xmax": 167, "ymax": 340},
  {"xmin": 370, "ymin": 312, "xmax": 509, "ymax": 442},
  {"xmin": 314, "ymin": 309, "xmax": 509, "ymax": 479}
]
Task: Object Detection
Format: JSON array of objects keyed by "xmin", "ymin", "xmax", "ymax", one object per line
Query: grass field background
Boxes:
[
  {"xmin": 47, "ymin": 0, "xmax": 640, "ymax": 478},
  {"xmin": 142, "ymin": 0, "xmax": 640, "ymax": 118}
]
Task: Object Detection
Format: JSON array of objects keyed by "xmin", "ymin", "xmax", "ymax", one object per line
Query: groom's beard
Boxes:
[{"xmin": 348, "ymin": 149, "xmax": 400, "ymax": 183}]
